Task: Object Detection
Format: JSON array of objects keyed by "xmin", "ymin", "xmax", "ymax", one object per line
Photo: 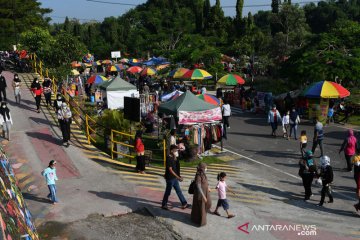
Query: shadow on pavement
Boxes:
[
  {"xmin": 240, "ymin": 183, "xmax": 358, "ymax": 218},
  {"xmin": 6, "ymin": 98, "xmax": 37, "ymax": 112},
  {"xmin": 88, "ymin": 190, "xmax": 198, "ymax": 227},
  {"xmin": 325, "ymin": 131, "xmax": 347, "ymax": 141},
  {"xmin": 246, "ymin": 149, "xmax": 300, "ymax": 159},
  {"xmin": 29, "ymin": 117, "xmax": 57, "ymax": 127},
  {"xmin": 229, "ymin": 132, "xmax": 275, "ymax": 139},
  {"xmin": 275, "ymin": 162, "xmax": 299, "ymax": 168},
  {"xmin": 23, "ymin": 192, "xmax": 52, "ymax": 204},
  {"xmin": 26, "ymin": 131, "xmax": 63, "ymax": 146}
]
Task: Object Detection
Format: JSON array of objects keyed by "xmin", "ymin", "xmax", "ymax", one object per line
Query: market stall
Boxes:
[{"xmin": 99, "ymin": 76, "xmax": 139, "ymax": 109}]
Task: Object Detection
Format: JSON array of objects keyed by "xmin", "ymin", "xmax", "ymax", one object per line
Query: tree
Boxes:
[
  {"xmin": 272, "ymin": 0, "xmax": 281, "ymax": 14},
  {"xmin": 236, "ymin": 0, "xmax": 244, "ymax": 20},
  {"xmin": 0, "ymin": 0, "xmax": 51, "ymax": 49}
]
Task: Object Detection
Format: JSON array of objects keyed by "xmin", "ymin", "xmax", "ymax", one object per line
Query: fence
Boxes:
[{"xmin": 29, "ymin": 54, "xmax": 167, "ymax": 165}]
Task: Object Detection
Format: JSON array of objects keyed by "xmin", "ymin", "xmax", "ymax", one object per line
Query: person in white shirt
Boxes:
[
  {"xmin": 282, "ymin": 111, "xmax": 290, "ymax": 139},
  {"xmin": 201, "ymin": 86, "xmax": 207, "ymax": 94},
  {"xmin": 222, "ymin": 100, "xmax": 231, "ymax": 128}
]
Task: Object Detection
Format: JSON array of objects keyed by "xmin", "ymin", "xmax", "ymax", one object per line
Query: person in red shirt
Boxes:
[
  {"xmin": 134, "ymin": 130, "xmax": 145, "ymax": 174},
  {"xmin": 31, "ymin": 78, "xmax": 43, "ymax": 113}
]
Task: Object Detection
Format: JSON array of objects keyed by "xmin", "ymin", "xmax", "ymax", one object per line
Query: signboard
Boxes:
[
  {"xmin": 111, "ymin": 51, "xmax": 121, "ymax": 59},
  {"xmin": 178, "ymin": 107, "xmax": 222, "ymax": 124},
  {"xmin": 124, "ymin": 97, "xmax": 141, "ymax": 122}
]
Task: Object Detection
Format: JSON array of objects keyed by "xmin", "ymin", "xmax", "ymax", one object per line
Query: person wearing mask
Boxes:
[
  {"xmin": 53, "ymin": 94, "xmax": 65, "ymax": 112},
  {"xmin": 268, "ymin": 104, "xmax": 281, "ymax": 137},
  {"xmin": 222, "ymin": 100, "xmax": 231, "ymax": 129},
  {"xmin": 42, "ymin": 78, "xmax": 52, "ymax": 107},
  {"xmin": 317, "ymin": 156, "xmax": 334, "ymax": 207},
  {"xmin": 41, "ymin": 160, "xmax": 59, "ymax": 204},
  {"xmin": 12, "ymin": 73, "xmax": 21, "ymax": 104},
  {"xmin": 161, "ymin": 145, "xmax": 189, "ymax": 210},
  {"xmin": 312, "ymin": 117, "xmax": 324, "ymax": 157},
  {"xmin": 339, "ymin": 129, "xmax": 358, "ymax": 172},
  {"xmin": 57, "ymin": 102, "xmax": 72, "ymax": 147},
  {"xmin": 0, "ymin": 71, "xmax": 7, "ymax": 102},
  {"xmin": 134, "ymin": 131, "xmax": 146, "ymax": 174},
  {"xmin": 0, "ymin": 102, "xmax": 12, "ymax": 140},
  {"xmin": 31, "ymin": 78, "xmax": 42, "ymax": 113},
  {"xmin": 191, "ymin": 163, "xmax": 211, "ymax": 226},
  {"xmin": 299, "ymin": 150, "xmax": 317, "ymax": 201},
  {"xmin": 289, "ymin": 107, "xmax": 300, "ymax": 140}
]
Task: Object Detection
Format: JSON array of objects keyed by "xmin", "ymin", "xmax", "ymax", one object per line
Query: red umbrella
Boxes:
[{"xmin": 127, "ymin": 66, "xmax": 143, "ymax": 74}]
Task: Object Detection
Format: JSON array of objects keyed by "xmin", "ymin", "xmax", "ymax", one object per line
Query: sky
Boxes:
[{"xmin": 38, "ymin": 0, "xmax": 273, "ymax": 23}]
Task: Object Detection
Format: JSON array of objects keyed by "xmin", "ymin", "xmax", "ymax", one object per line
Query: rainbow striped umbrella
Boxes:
[
  {"xmin": 182, "ymin": 69, "xmax": 212, "ymax": 80},
  {"xmin": 304, "ymin": 81, "xmax": 350, "ymax": 98},
  {"xmin": 218, "ymin": 74, "xmax": 245, "ymax": 86},
  {"xmin": 93, "ymin": 60, "xmax": 102, "ymax": 66},
  {"xmin": 101, "ymin": 60, "xmax": 112, "ymax": 65},
  {"xmin": 107, "ymin": 65, "xmax": 126, "ymax": 72},
  {"xmin": 141, "ymin": 67, "xmax": 157, "ymax": 76},
  {"xmin": 169, "ymin": 68, "xmax": 190, "ymax": 78},
  {"xmin": 197, "ymin": 94, "xmax": 221, "ymax": 106},
  {"xmin": 120, "ymin": 58, "xmax": 129, "ymax": 63},
  {"xmin": 87, "ymin": 75, "xmax": 108, "ymax": 85},
  {"xmin": 127, "ymin": 66, "xmax": 143, "ymax": 74},
  {"xmin": 156, "ymin": 64, "xmax": 169, "ymax": 71}
]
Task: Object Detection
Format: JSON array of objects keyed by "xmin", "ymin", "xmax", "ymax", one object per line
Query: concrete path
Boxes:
[{"xmin": 1, "ymin": 72, "xmax": 358, "ymax": 239}]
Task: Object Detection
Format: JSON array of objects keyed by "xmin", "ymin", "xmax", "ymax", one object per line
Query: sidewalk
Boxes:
[{"xmin": 2, "ymin": 72, "xmax": 358, "ymax": 240}]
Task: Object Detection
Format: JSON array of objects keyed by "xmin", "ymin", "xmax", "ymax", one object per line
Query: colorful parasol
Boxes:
[
  {"xmin": 120, "ymin": 58, "xmax": 129, "ymax": 63},
  {"xmin": 93, "ymin": 60, "xmax": 102, "ymax": 66},
  {"xmin": 71, "ymin": 69, "xmax": 80, "ymax": 75},
  {"xmin": 182, "ymin": 69, "xmax": 212, "ymax": 80},
  {"xmin": 156, "ymin": 64, "xmax": 170, "ymax": 71},
  {"xmin": 141, "ymin": 67, "xmax": 157, "ymax": 76},
  {"xmin": 127, "ymin": 66, "xmax": 143, "ymax": 74},
  {"xmin": 71, "ymin": 61, "xmax": 81, "ymax": 68},
  {"xmin": 304, "ymin": 81, "xmax": 350, "ymax": 98},
  {"xmin": 107, "ymin": 65, "xmax": 123, "ymax": 72},
  {"xmin": 169, "ymin": 68, "xmax": 190, "ymax": 78},
  {"xmin": 197, "ymin": 94, "xmax": 221, "ymax": 106},
  {"xmin": 82, "ymin": 53, "xmax": 94, "ymax": 63},
  {"xmin": 87, "ymin": 75, "xmax": 108, "ymax": 85},
  {"xmin": 101, "ymin": 60, "xmax": 112, "ymax": 65},
  {"xmin": 218, "ymin": 74, "xmax": 245, "ymax": 86}
]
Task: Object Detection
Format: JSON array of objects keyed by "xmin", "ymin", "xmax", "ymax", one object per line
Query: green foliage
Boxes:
[
  {"xmin": 98, "ymin": 110, "xmax": 131, "ymax": 140},
  {"xmin": 0, "ymin": 0, "xmax": 51, "ymax": 49}
]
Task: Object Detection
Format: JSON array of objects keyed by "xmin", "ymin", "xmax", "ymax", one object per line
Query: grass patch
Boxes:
[{"xmin": 349, "ymin": 115, "xmax": 360, "ymax": 126}]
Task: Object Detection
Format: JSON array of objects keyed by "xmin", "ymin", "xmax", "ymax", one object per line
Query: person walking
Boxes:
[
  {"xmin": 268, "ymin": 104, "xmax": 281, "ymax": 137},
  {"xmin": 161, "ymin": 145, "xmax": 189, "ymax": 210},
  {"xmin": 0, "ymin": 102, "xmax": 13, "ymax": 140},
  {"xmin": 42, "ymin": 78, "xmax": 52, "ymax": 107},
  {"xmin": 289, "ymin": 107, "xmax": 300, "ymax": 140},
  {"xmin": 311, "ymin": 118, "xmax": 324, "ymax": 157},
  {"xmin": 339, "ymin": 129, "xmax": 358, "ymax": 172},
  {"xmin": 12, "ymin": 74, "xmax": 21, "ymax": 104},
  {"xmin": 299, "ymin": 150, "xmax": 317, "ymax": 201},
  {"xmin": 0, "ymin": 71, "xmax": 7, "ymax": 102},
  {"xmin": 352, "ymin": 154, "xmax": 360, "ymax": 211},
  {"xmin": 53, "ymin": 93, "xmax": 65, "ymax": 112},
  {"xmin": 41, "ymin": 160, "xmax": 59, "ymax": 204},
  {"xmin": 31, "ymin": 78, "xmax": 42, "ymax": 113},
  {"xmin": 317, "ymin": 156, "xmax": 334, "ymax": 207},
  {"xmin": 57, "ymin": 103, "xmax": 72, "ymax": 147},
  {"xmin": 282, "ymin": 110, "xmax": 290, "ymax": 139},
  {"xmin": 134, "ymin": 131, "xmax": 146, "ymax": 174},
  {"xmin": 191, "ymin": 163, "xmax": 211, "ymax": 226},
  {"xmin": 222, "ymin": 100, "xmax": 231, "ymax": 129},
  {"xmin": 212, "ymin": 172, "xmax": 235, "ymax": 219}
]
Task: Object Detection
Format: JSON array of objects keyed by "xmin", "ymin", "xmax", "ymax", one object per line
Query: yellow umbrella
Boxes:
[{"xmin": 71, "ymin": 69, "xmax": 80, "ymax": 75}]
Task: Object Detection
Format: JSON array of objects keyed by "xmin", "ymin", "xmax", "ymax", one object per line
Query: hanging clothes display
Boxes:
[{"xmin": 188, "ymin": 123, "xmax": 223, "ymax": 155}]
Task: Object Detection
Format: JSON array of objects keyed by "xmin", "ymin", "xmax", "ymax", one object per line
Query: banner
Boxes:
[
  {"xmin": 308, "ymin": 98, "xmax": 329, "ymax": 123},
  {"xmin": 179, "ymin": 107, "xmax": 222, "ymax": 124}
]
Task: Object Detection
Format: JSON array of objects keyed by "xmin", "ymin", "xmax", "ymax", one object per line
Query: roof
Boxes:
[
  {"xmin": 99, "ymin": 76, "xmax": 137, "ymax": 91},
  {"xmin": 158, "ymin": 90, "xmax": 217, "ymax": 116}
]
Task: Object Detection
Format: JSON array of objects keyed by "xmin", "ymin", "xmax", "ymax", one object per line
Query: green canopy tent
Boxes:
[
  {"xmin": 158, "ymin": 90, "xmax": 222, "ymax": 124},
  {"xmin": 99, "ymin": 76, "xmax": 139, "ymax": 109}
]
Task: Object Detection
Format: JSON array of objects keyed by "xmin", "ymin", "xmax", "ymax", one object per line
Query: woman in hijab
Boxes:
[
  {"xmin": 42, "ymin": 78, "xmax": 52, "ymax": 107},
  {"xmin": 53, "ymin": 93, "xmax": 65, "ymax": 112},
  {"xmin": 191, "ymin": 162, "xmax": 211, "ymax": 226},
  {"xmin": 0, "ymin": 102, "xmax": 12, "ymax": 140},
  {"xmin": 57, "ymin": 102, "xmax": 72, "ymax": 147},
  {"xmin": 31, "ymin": 78, "xmax": 42, "ymax": 113},
  {"xmin": 339, "ymin": 129, "xmax": 358, "ymax": 172},
  {"xmin": 12, "ymin": 73, "xmax": 21, "ymax": 104}
]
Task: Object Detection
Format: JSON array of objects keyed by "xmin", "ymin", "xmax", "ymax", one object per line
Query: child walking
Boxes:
[
  {"xmin": 300, "ymin": 130, "xmax": 307, "ymax": 158},
  {"xmin": 213, "ymin": 172, "xmax": 235, "ymax": 218},
  {"xmin": 41, "ymin": 160, "xmax": 59, "ymax": 204},
  {"xmin": 282, "ymin": 111, "xmax": 290, "ymax": 139}
]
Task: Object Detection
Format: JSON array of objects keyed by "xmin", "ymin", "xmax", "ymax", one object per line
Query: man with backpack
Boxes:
[
  {"xmin": 299, "ymin": 150, "xmax": 318, "ymax": 201},
  {"xmin": 317, "ymin": 156, "xmax": 334, "ymax": 207}
]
